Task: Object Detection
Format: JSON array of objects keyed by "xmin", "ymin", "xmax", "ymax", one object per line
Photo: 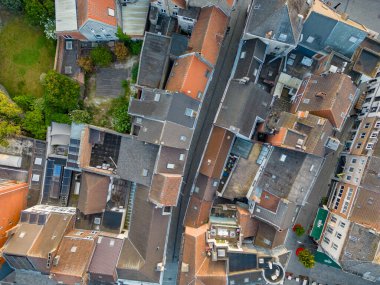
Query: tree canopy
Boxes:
[
  {"xmin": 0, "ymin": 91, "xmax": 23, "ymax": 146},
  {"xmin": 43, "ymin": 70, "xmax": 81, "ymax": 114},
  {"xmin": 25, "ymin": 0, "xmax": 55, "ymax": 25}
]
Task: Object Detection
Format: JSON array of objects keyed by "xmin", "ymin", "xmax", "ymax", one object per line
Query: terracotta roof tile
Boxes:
[
  {"xmin": 188, "ymin": 6, "xmax": 228, "ymax": 66},
  {"xmin": 86, "ymin": 0, "xmax": 117, "ymax": 27},
  {"xmin": 172, "ymin": 0, "xmax": 186, "ymax": 8},
  {"xmin": 236, "ymin": 207, "xmax": 259, "ymax": 238},
  {"xmin": 149, "ymin": 173, "xmax": 183, "ymax": 206},
  {"xmin": 184, "ymin": 196, "xmax": 212, "ymax": 228},
  {"xmin": 350, "ymin": 188, "xmax": 380, "ymax": 231},
  {"xmin": 77, "ymin": 172, "xmax": 110, "ymax": 215},
  {"xmin": 166, "ymin": 54, "xmax": 212, "ymax": 101},
  {"xmin": 292, "ymin": 73, "xmax": 357, "ymax": 131},
  {"xmin": 179, "ymin": 225, "xmax": 227, "ymax": 285},
  {"xmin": 199, "ymin": 126, "xmax": 234, "ymax": 178}
]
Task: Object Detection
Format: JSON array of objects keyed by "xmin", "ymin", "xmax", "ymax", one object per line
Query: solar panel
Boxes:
[{"xmin": 60, "ymin": 169, "xmax": 73, "ymax": 198}]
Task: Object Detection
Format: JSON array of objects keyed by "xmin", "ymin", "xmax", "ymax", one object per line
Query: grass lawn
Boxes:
[{"xmin": 0, "ymin": 16, "xmax": 55, "ymax": 98}]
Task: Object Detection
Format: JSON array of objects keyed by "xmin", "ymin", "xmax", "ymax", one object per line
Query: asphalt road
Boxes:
[{"xmin": 162, "ymin": 1, "xmax": 251, "ymax": 284}]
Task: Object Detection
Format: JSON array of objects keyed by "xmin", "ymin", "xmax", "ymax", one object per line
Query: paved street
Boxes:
[
  {"xmin": 162, "ymin": 1, "xmax": 250, "ymax": 284},
  {"xmin": 328, "ymin": 0, "xmax": 380, "ymax": 33}
]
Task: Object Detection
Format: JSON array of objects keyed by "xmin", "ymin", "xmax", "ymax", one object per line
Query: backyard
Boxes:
[{"xmin": 0, "ymin": 11, "xmax": 55, "ymax": 98}]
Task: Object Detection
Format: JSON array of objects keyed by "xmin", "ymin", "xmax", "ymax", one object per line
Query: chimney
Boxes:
[
  {"xmin": 297, "ymin": 111, "xmax": 309, "ymax": 118},
  {"xmin": 315, "ymin": 92, "xmax": 327, "ymax": 98},
  {"xmin": 341, "ymin": 13, "xmax": 349, "ymax": 20},
  {"xmin": 265, "ymin": 30, "xmax": 273, "ymax": 39}
]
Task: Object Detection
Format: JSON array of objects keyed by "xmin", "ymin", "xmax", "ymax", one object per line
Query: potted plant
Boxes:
[{"xmin": 293, "ymin": 224, "xmax": 305, "ymax": 237}]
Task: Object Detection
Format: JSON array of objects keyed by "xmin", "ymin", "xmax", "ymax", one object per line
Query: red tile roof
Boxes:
[
  {"xmin": 179, "ymin": 225, "xmax": 227, "ymax": 285},
  {"xmin": 149, "ymin": 173, "xmax": 182, "ymax": 206},
  {"xmin": 188, "ymin": 6, "xmax": 228, "ymax": 66},
  {"xmin": 166, "ymin": 54, "xmax": 212, "ymax": 101},
  {"xmin": 79, "ymin": 0, "xmax": 117, "ymax": 28},
  {"xmin": 184, "ymin": 196, "xmax": 212, "ymax": 228}
]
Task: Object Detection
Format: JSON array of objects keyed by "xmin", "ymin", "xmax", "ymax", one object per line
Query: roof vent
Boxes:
[{"xmin": 315, "ymin": 92, "xmax": 327, "ymax": 98}]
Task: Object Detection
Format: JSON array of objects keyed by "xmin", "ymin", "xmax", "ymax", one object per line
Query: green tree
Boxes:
[
  {"xmin": 115, "ymin": 42, "xmax": 129, "ymax": 61},
  {"xmin": 22, "ymin": 108, "xmax": 46, "ymax": 140},
  {"xmin": 69, "ymin": 110, "xmax": 92, "ymax": 124},
  {"xmin": 293, "ymin": 224, "xmax": 305, "ymax": 237},
  {"xmin": 13, "ymin": 95, "xmax": 36, "ymax": 111},
  {"xmin": 0, "ymin": 92, "xmax": 23, "ymax": 120},
  {"xmin": 90, "ymin": 46, "xmax": 113, "ymax": 67},
  {"xmin": 298, "ymin": 249, "xmax": 315, "ymax": 269},
  {"xmin": 0, "ymin": 121, "xmax": 21, "ymax": 147},
  {"xmin": 25, "ymin": 0, "xmax": 55, "ymax": 25},
  {"xmin": 108, "ymin": 95, "xmax": 131, "ymax": 133},
  {"xmin": 115, "ymin": 27, "xmax": 142, "ymax": 55},
  {"xmin": 116, "ymin": 26, "xmax": 131, "ymax": 42},
  {"xmin": 77, "ymin": 56, "xmax": 94, "ymax": 73},
  {"xmin": 43, "ymin": 70, "xmax": 80, "ymax": 114},
  {"xmin": 0, "ymin": 0, "xmax": 24, "ymax": 11}
]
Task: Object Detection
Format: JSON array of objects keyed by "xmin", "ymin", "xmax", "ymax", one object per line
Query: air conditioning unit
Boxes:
[{"xmin": 156, "ymin": 262, "xmax": 164, "ymax": 272}]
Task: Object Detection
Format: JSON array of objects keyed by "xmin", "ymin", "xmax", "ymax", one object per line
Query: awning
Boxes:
[
  {"xmin": 310, "ymin": 208, "xmax": 328, "ymax": 241},
  {"xmin": 315, "ymin": 250, "xmax": 341, "ymax": 269}
]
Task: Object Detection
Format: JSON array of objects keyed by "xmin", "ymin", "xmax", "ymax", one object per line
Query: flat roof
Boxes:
[{"xmin": 55, "ymin": 0, "xmax": 78, "ymax": 32}]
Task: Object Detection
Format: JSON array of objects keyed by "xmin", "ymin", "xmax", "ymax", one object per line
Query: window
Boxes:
[
  {"xmin": 323, "ymin": 236, "xmax": 330, "ymax": 244},
  {"xmin": 360, "ymin": 132, "xmax": 366, "ymax": 138},
  {"xmin": 95, "ymin": 35, "xmax": 102, "ymax": 39},
  {"xmin": 348, "ymin": 167, "xmax": 354, "ymax": 172},
  {"xmin": 356, "ymin": 143, "xmax": 362, "ymax": 149},
  {"xmin": 303, "ymin": 98, "xmax": 310, "ymax": 104},
  {"xmin": 339, "ymin": 221, "xmax": 346, "ymax": 228},
  {"xmin": 366, "ymin": 143, "xmax": 374, "ymax": 149},
  {"xmin": 185, "ymin": 108, "xmax": 194, "ymax": 117},
  {"xmin": 332, "ymin": 243, "xmax": 338, "ymax": 250},
  {"xmin": 336, "ymin": 232, "xmax": 342, "ymax": 239},
  {"xmin": 349, "ymin": 36, "xmax": 358, "ymax": 43},
  {"xmin": 331, "ymin": 216, "xmax": 337, "ymax": 223},
  {"xmin": 365, "ymin": 123, "xmax": 370, "ymax": 128},
  {"xmin": 306, "ymin": 36, "xmax": 315, "ymax": 43},
  {"xmin": 351, "ymin": 158, "xmax": 357, "ymax": 163},
  {"xmin": 167, "ymin": 163, "xmax": 175, "ymax": 169},
  {"xmin": 108, "ymin": 8, "xmax": 115, "ymax": 16},
  {"xmin": 347, "ymin": 188, "xmax": 353, "ymax": 199},
  {"xmin": 142, "ymin": 169, "xmax": 148, "ymax": 176},
  {"xmin": 179, "ymin": 154, "xmax": 185, "ymax": 161},
  {"xmin": 327, "ymin": 226, "xmax": 334, "ymax": 234},
  {"xmin": 346, "ymin": 175, "xmax": 351, "ymax": 181}
]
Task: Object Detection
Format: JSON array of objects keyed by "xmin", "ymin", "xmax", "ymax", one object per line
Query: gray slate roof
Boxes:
[
  {"xmin": 137, "ymin": 33, "xmax": 171, "ymax": 89},
  {"xmin": 253, "ymin": 147, "xmax": 323, "ymax": 204},
  {"xmin": 116, "ymin": 136, "xmax": 159, "ymax": 186},
  {"xmin": 244, "ymin": 0, "xmax": 302, "ymax": 45},
  {"xmin": 215, "ymin": 80, "xmax": 272, "ymax": 138}
]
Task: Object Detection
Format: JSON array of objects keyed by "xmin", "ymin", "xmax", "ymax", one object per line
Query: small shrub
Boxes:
[
  {"xmin": 298, "ymin": 249, "xmax": 315, "ymax": 268},
  {"xmin": 293, "ymin": 224, "xmax": 305, "ymax": 237},
  {"xmin": 129, "ymin": 40, "xmax": 143, "ymax": 56},
  {"xmin": 69, "ymin": 109, "xmax": 92, "ymax": 124},
  {"xmin": 115, "ymin": 42, "xmax": 129, "ymax": 61},
  {"xmin": 90, "ymin": 46, "xmax": 112, "ymax": 67},
  {"xmin": 77, "ymin": 56, "xmax": 94, "ymax": 73}
]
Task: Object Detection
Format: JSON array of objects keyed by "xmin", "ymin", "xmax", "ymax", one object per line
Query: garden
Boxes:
[{"xmin": 0, "ymin": 1, "xmax": 142, "ymax": 144}]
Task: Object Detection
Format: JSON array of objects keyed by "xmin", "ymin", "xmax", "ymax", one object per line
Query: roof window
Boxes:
[{"xmin": 108, "ymin": 8, "xmax": 115, "ymax": 16}]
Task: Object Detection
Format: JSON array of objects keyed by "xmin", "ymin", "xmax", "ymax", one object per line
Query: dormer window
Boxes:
[{"xmin": 108, "ymin": 8, "xmax": 115, "ymax": 16}]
